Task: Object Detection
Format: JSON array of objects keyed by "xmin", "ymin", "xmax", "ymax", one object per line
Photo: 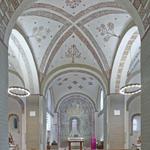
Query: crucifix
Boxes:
[{"xmin": 65, "ymin": 44, "xmax": 81, "ymax": 63}]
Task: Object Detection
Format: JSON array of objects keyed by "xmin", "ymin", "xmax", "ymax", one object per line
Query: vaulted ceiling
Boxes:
[
  {"xmin": 16, "ymin": 0, "xmax": 133, "ymax": 76},
  {"xmin": 5, "ymin": 0, "xmax": 144, "ymax": 107}
]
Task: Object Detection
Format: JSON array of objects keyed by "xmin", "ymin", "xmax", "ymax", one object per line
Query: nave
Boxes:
[{"xmin": 0, "ymin": 0, "xmax": 150, "ymax": 150}]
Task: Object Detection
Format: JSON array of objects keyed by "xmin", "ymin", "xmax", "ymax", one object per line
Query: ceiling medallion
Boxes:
[
  {"xmin": 8, "ymin": 86, "xmax": 30, "ymax": 97},
  {"xmin": 120, "ymin": 83, "xmax": 141, "ymax": 95},
  {"xmin": 65, "ymin": 0, "xmax": 82, "ymax": 8}
]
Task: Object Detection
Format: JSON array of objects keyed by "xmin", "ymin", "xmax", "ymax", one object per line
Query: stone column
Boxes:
[
  {"xmin": 107, "ymin": 94, "xmax": 125, "ymax": 149},
  {"xmin": 103, "ymin": 95, "xmax": 108, "ymax": 150},
  {"xmin": 0, "ymin": 41, "xmax": 9, "ymax": 150},
  {"xmin": 26, "ymin": 95, "xmax": 40, "ymax": 150},
  {"xmin": 141, "ymin": 30, "xmax": 150, "ymax": 149},
  {"xmin": 26, "ymin": 95, "xmax": 47, "ymax": 150},
  {"xmin": 39, "ymin": 96, "xmax": 47, "ymax": 150}
]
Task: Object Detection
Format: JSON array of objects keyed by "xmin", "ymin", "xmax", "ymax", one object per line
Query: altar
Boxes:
[{"xmin": 68, "ymin": 137, "xmax": 84, "ymax": 150}]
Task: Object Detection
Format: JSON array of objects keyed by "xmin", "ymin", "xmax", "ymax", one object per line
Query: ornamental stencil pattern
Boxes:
[
  {"xmin": 65, "ymin": 44, "xmax": 81, "ymax": 63},
  {"xmin": 0, "ymin": 0, "xmax": 23, "ymax": 39},
  {"xmin": 29, "ymin": 26, "xmax": 51, "ymax": 43},
  {"xmin": 65, "ymin": 0, "xmax": 83, "ymax": 8},
  {"xmin": 96, "ymin": 22, "xmax": 119, "ymax": 42},
  {"xmin": 130, "ymin": 0, "xmax": 150, "ymax": 30}
]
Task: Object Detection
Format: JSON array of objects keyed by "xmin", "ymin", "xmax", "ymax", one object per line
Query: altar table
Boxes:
[{"xmin": 68, "ymin": 137, "xmax": 84, "ymax": 150}]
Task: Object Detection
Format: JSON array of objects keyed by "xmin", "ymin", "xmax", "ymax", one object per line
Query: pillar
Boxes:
[
  {"xmin": 26, "ymin": 95, "xmax": 46, "ymax": 150},
  {"xmin": 141, "ymin": 29, "xmax": 150, "ymax": 149},
  {"xmin": 107, "ymin": 94, "xmax": 125, "ymax": 149},
  {"xmin": 39, "ymin": 96, "xmax": 47, "ymax": 150},
  {"xmin": 0, "ymin": 40, "xmax": 9, "ymax": 150},
  {"xmin": 103, "ymin": 95, "xmax": 108, "ymax": 150}
]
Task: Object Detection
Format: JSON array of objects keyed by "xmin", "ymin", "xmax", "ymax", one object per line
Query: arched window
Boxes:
[
  {"xmin": 9, "ymin": 114, "xmax": 19, "ymax": 131},
  {"xmin": 72, "ymin": 118, "xmax": 77, "ymax": 130},
  {"xmin": 131, "ymin": 114, "xmax": 141, "ymax": 134},
  {"xmin": 14, "ymin": 118, "xmax": 18, "ymax": 129},
  {"xmin": 100, "ymin": 90, "xmax": 104, "ymax": 111},
  {"xmin": 69, "ymin": 117, "xmax": 80, "ymax": 137},
  {"xmin": 46, "ymin": 112, "xmax": 51, "ymax": 131},
  {"xmin": 133, "ymin": 118, "xmax": 138, "ymax": 131}
]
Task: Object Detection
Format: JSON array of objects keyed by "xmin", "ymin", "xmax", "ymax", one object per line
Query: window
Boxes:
[
  {"xmin": 46, "ymin": 112, "xmax": 51, "ymax": 131},
  {"xmin": 14, "ymin": 118, "xmax": 18, "ymax": 129},
  {"xmin": 8, "ymin": 114, "xmax": 19, "ymax": 131},
  {"xmin": 69, "ymin": 117, "xmax": 80, "ymax": 137},
  {"xmin": 131, "ymin": 114, "xmax": 141, "ymax": 134},
  {"xmin": 133, "ymin": 118, "xmax": 138, "ymax": 131},
  {"xmin": 72, "ymin": 118, "xmax": 77, "ymax": 130},
  {"xmin": 100, "ymin": 90, "xmax": 104, "ymax": 111}
]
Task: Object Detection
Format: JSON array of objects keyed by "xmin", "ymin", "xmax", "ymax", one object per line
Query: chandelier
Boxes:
[
  {"xmin": 119, "ymin": 44, "xmax": 141, "ymax": 95},
  {"xmin": 8, "ymin": 86, "xmax": 30, "ymax": 97},
  {"xmin": 120, "ymin": 83, "xmax": 141, "ymax": 95}
]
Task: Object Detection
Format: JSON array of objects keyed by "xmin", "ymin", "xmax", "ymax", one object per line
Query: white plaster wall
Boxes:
[
  {"xmin": 26, "ymin": 95, "xmax": 40, "ymax": 150},
  {"xmin": 8, "ymin": 97, "xmax": 22, "ymax": 150},
  {"xmin": 128, "ymin": 96, "xmax": 141, "ymax": 148},
  {"xmin": 107, "ymin": 94, "xmax": 125, "ymax": 149}
]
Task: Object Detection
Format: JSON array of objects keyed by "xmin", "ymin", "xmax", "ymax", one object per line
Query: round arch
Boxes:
[
  {"xmin": 55, "ymin": 92, "xmax": 97, "ymax": 112},
  {"xmin": 126, "ymin": 93, "xmax": 141, "ymax": 111},
  {"xmin": 9, "ymin": 29, "xmax": 39, "ymax": 93},
  {"xmin": 110, "ymin": 25, "xmax": 140, "ymax": 93},
  {"xmin": 41, "ymin": 64, "xmax": 108, "ymax": 96}
]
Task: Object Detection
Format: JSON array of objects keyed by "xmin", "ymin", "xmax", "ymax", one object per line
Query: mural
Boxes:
[{"xmin": 59, "ymin": 97, "xmax": 95, "ymax": 147}]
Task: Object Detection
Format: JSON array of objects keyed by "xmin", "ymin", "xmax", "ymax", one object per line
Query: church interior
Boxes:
[{"xmin": 0, "ymin": 0, "xmax": 150, "ymax": 150}]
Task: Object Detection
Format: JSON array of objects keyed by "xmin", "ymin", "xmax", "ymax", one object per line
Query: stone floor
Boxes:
[{"xmin": 58, "ymin": 148, "xmax": 100, "ymax": 150}]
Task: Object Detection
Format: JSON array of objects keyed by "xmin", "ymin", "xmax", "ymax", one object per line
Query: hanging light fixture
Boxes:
[
  {"xmin": 8, "ymin": 51, "xmax": 30, "ymax": 97},
  {"xmin": 120, "ymin": 83, "xmax": 141, "ymax": 95},
  {"xmin": 120, "ymin": 46, "xmax": 141, "ymax": 95},
  {"xmin": 8, "ymin": 86, "xmax": 30, "ymax": 97}
]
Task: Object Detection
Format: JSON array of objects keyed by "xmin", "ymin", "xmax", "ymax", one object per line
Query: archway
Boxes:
[
  {"xmin": 0, "ymin": 0, "xmax": 149, "ymax": 150},
  {"xmin": 57, "ymin": 93, "xmax": 96, "ymax": 148}
]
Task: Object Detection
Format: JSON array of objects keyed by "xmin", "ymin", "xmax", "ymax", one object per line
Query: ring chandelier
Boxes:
[
  {"xmin": 8, "ymin": 86, "xmax": 30, "ymax": 97},
  {"xmin": 120, "ymin": 83, "xmax": 141, "ymax": 95}
]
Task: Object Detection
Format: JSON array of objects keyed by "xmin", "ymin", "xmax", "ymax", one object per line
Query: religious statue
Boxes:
[
  {"xmin": 9, "ymin": 133, "xmax": 18, "ymax": 150},
  {"xmin": 9, "ymin": 133, "xmax": 14, "ymax": 145}
]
